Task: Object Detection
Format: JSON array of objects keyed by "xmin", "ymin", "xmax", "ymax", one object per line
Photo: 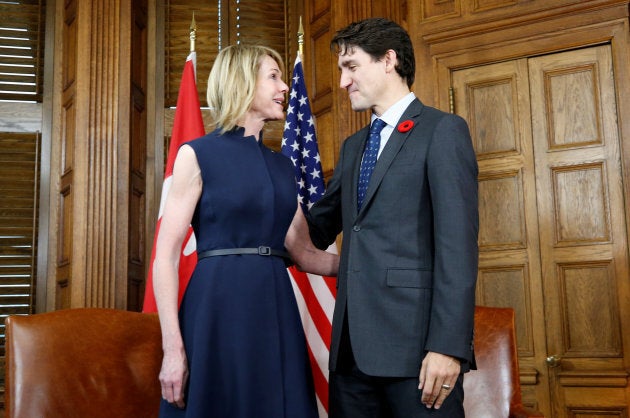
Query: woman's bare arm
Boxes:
[{"xmin": 285, "ymin": 207, "xmax": 339, "ymax": 277}]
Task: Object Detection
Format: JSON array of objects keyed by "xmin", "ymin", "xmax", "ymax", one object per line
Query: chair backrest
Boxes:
[
  {"xmin": 5, "ymin": 308, "xmax": 162, "ymax": 418},
  {"xmin": 463, "ymin": 306, "xmax": 523, "ymax": 418}
]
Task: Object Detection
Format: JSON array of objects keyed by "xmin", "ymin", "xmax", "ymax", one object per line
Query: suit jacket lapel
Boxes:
[{"xmin": 357, "ymin": 99, "xmax": 424, "ymax": 216}]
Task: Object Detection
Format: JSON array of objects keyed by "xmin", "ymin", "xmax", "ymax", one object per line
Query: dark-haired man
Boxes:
[{"xmin": 306, "ymin": 17, "xmax": 479, "ymax": 417}]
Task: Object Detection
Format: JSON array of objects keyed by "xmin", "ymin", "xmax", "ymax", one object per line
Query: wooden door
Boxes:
[
  {"xmin": 453, "ymin": 44, "xmax": 630, "ymax": 417},
  {"xmin": 453, "ymin": 57, "xmax": 552, "ymax": 414}
]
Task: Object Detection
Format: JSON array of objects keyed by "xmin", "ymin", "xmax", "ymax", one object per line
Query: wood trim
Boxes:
[
  {"xmin": 432, "ymin": 8, "xmax": 629, "ymax": 109},
  {"xmin": 36, "ymin": 0, "xmax": 58, "ymax": 313},
  {"xmin": 145, "ymin": 0, "xmax": 163, "ymax": 308},
  {"xmin": 419, "ymin": 0, "xmax": 627, "ymax": 43}
]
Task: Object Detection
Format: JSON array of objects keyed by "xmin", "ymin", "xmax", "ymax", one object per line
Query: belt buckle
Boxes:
[{"xmin": 258, "ymin": 246, "xmax": 271, "ymax": 256}]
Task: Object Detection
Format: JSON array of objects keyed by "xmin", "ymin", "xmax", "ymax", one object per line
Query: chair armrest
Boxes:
[{"xmin": 510, "ymin": 405, "xmax": 545, "ymax": 418}]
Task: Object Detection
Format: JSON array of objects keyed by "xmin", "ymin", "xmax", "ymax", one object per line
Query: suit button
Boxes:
[{"xmin": 353, "ymin": 225, "xmax": 361, "ymax": 231}]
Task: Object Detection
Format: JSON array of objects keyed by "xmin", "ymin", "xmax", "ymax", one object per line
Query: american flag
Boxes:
[{"xmin": 282, "ymin": 54, "xmax": 337, "ymax": 418}]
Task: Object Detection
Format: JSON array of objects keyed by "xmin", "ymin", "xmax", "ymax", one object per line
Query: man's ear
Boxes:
[{"xmin": 384, "ymin": 49, "xmax": 398, "ymax": 73}]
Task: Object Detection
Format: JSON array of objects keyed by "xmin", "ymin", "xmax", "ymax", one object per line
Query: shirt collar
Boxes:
[{"xmin": 371, "ymin": 92, "xmax": 416, "ymax": 128}]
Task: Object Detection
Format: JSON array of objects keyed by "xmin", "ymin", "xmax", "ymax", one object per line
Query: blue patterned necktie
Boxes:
[{"xmin": 357, "ymin": 118, "xmax": 387, "ymax": 210}]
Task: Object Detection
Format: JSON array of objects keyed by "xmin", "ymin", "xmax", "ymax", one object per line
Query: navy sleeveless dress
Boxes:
[{"xmin": 159, "ymin": 128, "xmax": 318, "ymax": 418}]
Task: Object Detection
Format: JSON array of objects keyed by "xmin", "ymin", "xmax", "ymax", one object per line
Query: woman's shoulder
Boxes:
[
  {"xmin": 186, "ymin": 129, "xmax": 218, "ymax": 146},
  {"xmin": 186, "ymin": 128, "xmax": 241, "ymax": 152}
]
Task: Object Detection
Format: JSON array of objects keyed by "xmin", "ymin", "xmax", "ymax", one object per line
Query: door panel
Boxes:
[
  {"xmin": 528, "ymin": 44, "xmax": 629, "ymax": 418},
  {"xmin": 452, "ymin": 44, "xmax": 630, "ymax": 417},
  {"xmin": 453, "ymin": 59, "xmax": 550, "ymax": 414}
]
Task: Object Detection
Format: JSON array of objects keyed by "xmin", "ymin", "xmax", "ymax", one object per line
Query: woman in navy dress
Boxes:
[{"xmin": 153, "ymin": 45, "xmax": 338, "ymax": 418}]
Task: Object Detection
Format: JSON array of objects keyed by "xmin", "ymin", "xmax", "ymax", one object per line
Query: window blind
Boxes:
[
  {"xmin": 0, "ymin": 132, "xmax": 40, "ymax": 357},
  {"xmin": 0, "ymin": 0, "xmax": 45, "ymax": 103}
]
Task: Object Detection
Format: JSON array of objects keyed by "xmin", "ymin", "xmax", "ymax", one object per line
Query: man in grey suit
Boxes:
[{"xmin": 306, "ymin": 18, "xmax": 479, "ymax": 417}]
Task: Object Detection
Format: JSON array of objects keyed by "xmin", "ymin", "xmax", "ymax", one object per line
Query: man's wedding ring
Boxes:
[{"xmin": 441, "ymin": 384, "xmax": 451, "ymax": 390}]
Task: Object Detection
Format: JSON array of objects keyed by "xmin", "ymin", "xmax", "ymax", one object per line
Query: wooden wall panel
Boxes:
[
  {"xmin": 478, "ymin": 172, "xmax": 526, "ymax": 249},
  {"xmin": 305, "ymin": 12, "xmax": 334, "ymax": 176},
  {"xmin": 310, "ymin": 23, "xmax": 333, "ymax": 110},
  {"xmin": 82, "ymin": 0, "xmax": 123, "ymax": 307},
  {"xmin": 558, "ymin": 262, "xmax": 620, "ymax": 356},
  {"xmin": 56, "ymin": 0, "xmax": 77, "ymax": 308},
  {"xmin": 476, "ymin": 265, "xmax": 533, "ymax": 354},
  {"xmin": 62, "ymin": 1, "xmax": 76, "ymax": 91},
  {"xmin": 544, "ymin": 65, "xmax": 602, "ymax": 148},
  {"xmin": 128, "ymin": 0, "xmax": 148, "ymax": 311},
  {"xmin": 467, "ymin": 78, "xmax": 519, "ymax": 157},
  {"xmin": 46, "ymin": 0, "xmax": 143, "ymax": 310},
  {"xmin": 553, "ymin": 164, "xmax": 610, "ymax": 244},
  {"xmin": 473, "ymin": 0, "xmax": 518, "ymax": 13},
  {"xmin": 310, "ymin": 0, "xmax": 329, "ymax": 20},
  {"xmin": 420, "ymin": 0, "xmax": 459, "ymax": 21},
  {"xmin": 315, "ymin": 111, "xmax": 335, "ymax": 175}
]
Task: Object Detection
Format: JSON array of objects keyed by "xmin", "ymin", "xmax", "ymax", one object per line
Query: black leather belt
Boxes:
[{"xmin": 197, "ymin": 246, "xmax": 291, "ymax": 260}]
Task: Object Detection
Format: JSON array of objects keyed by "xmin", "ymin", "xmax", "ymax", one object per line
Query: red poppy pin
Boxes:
[{"xmin": 397, "ymin": 120, "xmax": 414, "ymax": 133}]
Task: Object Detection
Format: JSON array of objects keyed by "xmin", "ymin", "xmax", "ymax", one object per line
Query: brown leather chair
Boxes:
[
  {"xmin": 5, "ymin": 308, "xmax": 162, "ymax": 418},
  {"xmin": 464, "ymin": 306, "xmax": 544, "ymax": 418}
]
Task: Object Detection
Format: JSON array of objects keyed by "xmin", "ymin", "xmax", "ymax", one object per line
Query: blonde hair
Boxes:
[{"xmin": 207, "ymin": 44, "xmax": 285, "ymax": 133}]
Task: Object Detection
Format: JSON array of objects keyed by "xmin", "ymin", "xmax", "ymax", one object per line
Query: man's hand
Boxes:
[{"xmin": 418, "ymin": 351, "xmax": 460, "ymax": 409}]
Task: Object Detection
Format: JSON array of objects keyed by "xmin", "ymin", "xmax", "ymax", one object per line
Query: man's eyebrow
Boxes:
[{"xmin": 339, "ymin": 58, "xmax": 356, "ymax": 68}]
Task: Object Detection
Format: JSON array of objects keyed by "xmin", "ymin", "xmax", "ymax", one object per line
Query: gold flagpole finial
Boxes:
[
  {"xmin": 298, "ymin": 16, "xmax": 304, "ymax": 57},
  {"xmin": 190, "ymin": 11, "xmax": 197, "ymax": 53}
]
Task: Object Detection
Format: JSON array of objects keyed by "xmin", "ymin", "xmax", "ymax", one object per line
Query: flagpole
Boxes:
[
  {"xmin": 298, "ymin": 16, "xmax": 304, "ymax": 60},
  {"xmin": 190, "ymin": 12, "xmax": 197, "ymax": 53}
]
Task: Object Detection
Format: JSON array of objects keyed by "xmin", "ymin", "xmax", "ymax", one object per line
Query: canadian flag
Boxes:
[{"xmin": 143, "ymin": 52, "xmax": 205, "ymax": 312}]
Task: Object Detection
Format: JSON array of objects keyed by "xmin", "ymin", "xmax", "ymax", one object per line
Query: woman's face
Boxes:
[{"xmin": 248, "ymin": 55, "xmax": 289, "ymax": 122}]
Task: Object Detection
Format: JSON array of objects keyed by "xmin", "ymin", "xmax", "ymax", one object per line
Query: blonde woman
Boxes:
[{"xmin": 154, "ymin": 44, "xmax": 337, "ymax": 418}]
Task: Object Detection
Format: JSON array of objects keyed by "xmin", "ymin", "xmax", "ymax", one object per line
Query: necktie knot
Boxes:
[
  {"xmin": 370, "ymin": 118, "xmax": 387, "ymax": 136},
  {"xmin": 357, "ymin": 118, "xmax": 386, "ymax": 211}
]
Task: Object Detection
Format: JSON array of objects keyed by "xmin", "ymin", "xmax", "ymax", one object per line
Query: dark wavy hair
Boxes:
[{"xmin": 331, "ymin": 17, "xmax": 415, "ymax": 88}]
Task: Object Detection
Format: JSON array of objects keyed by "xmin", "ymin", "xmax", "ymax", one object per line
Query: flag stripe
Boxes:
[
  {"xmin": 289, "ymin": 271, "xmax": 330, "ymax": 411},
  {"xmin": 307, "ymin": 272, "xmax": 337, "ymax": 316},
  {"xmin": 307, "ymin": 345, "xmax": 330, "ymax": 412},
  {"xmin": 290, "ymin": 267, "xmax": 333, "ymax": 346}
]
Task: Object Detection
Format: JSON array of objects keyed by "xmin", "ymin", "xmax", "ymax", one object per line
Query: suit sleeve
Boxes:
[
  {"xmin": 424, "ymin": 114, "xmax": 479, "ymax": 368},
  {"xmin": 306, "ymin": 139, "xmax": 346, "ymax": 250}
]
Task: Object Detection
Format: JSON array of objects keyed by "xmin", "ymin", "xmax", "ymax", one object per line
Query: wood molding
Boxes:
[
  {"xmin": 417, "ymin": 0, "xmax": 628, "ymax": 44},
  {"xmin": 47, "ymin": 0, "xmax": 140, "ymax": 309}
]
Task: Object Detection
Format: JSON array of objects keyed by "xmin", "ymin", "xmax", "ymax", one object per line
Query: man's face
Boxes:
[{"xmin": 337, "ymin": 46, "xmax": 386, "ymax": 113}]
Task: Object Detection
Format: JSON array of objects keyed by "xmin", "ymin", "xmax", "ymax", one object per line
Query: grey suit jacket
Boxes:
[{"xmin": 307, "ymin": 98, "xmax": 479, "ymax": 377}]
